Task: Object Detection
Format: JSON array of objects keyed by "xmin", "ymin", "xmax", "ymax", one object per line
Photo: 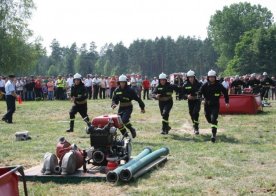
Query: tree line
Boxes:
[
  {"xmin": 34, "ymin": 36, "xmax": 217, "ymax": 77},
  {"xmin": 1, "ymin": 1, "xmax": 276, "ymax": 77}
]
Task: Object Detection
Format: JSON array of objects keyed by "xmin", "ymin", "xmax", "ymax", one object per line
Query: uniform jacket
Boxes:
[
  {"xmin": 112, "ymin": 85, "xmax": 145, "ymax": 109},
  {"xmin": 71, "ymin": 82, "xmax": 87, "ymax": 104},
  {"xmin": 182, "ymin": 79, "xmax": 202, "ymax": 100},
  {"xmin": 200, "ymin": 80, "xmax": 229, "ymax": 106}
]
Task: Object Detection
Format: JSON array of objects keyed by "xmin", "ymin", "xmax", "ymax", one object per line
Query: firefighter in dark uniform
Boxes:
[
  {"xmin": 230, "ymin": 75, "xmax": 246, "ymax": 94},
  {"xmin": 152, "ymin": 73, "xmax": 179, "ymax": 135},
  {"xmin": 247, "ymin": 73, "xmax": 261, "ymax": 94},
  {"xmin": 183, "ymin": 70, "xmax": 202, "ymax": 135},
  {"xmin": 112, "ymin": 74, "xmax": 145, "ymax": 138},
  {"xmin": 200, "ymin": 70, "xmax": 229, "ymax": 143},
  {"xmin": 261, "ymin": 72, "xmax": 274, "ymax": 106},
  {"xmin": 66, "ymin": 73, "xmax": 91, "ymax": 132}
]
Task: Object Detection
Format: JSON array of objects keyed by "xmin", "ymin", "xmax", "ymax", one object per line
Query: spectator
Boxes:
[
  {"xmin": 56, "ymin": 75, "xmax": 66, "ymax": 100},
  {"xmin": 136, "ymin": 75, "xmax": 143, "ymax": 98},
  {"xmin": 271, "ymin": 76, "xmax": 276, "ymax": 100},
  {"xmin": 15, "ymin": 77, "xmax": 24, "ymax": 99},
  {"xmin": 99, "ymin": 75, "xmax": 107, "ymax": 99},
  {"xmin": 34, "ymin": 76, "xmax": 43, "ymax": 100},
  {"xmin": 92, "ymin": 75, "xmax": 100, "ymax": 99},
  {"xmin": 0, "ymin": 76, "xmax": 5, "ymax": 100},
  {"xmin": 109, "ymin": 76, "xmax": 117, "ymax": 99},
  {"xmin": 105, "ymin": 77, "xmax": 110, "ymax": 98},
  {"xmin": 142, "ymin": 76, "xmax": 151, "ymax": 100},
  {"xmin": 84, "ymin": 74, "xmax": 93, "ymax": 99},
  {"xmin": 47, "ymin": 78, "xmax": 55, "ymax": 100},
  {"xmin": 42, "ymin": 83, "xmax": 48, "ymax": 100},
  {"xmin": 151, "ymin": 77, "xmax": 158, "ymax": 91}
]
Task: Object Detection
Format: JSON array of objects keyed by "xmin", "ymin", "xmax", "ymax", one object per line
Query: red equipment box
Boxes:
[
  {"xmin": 0, "ymin": 166, "xmax": 28, "ymax": 196},
  {"xmin": 91, "ymin": 114, "xmax": 123, "ymax": 128},
  {"xmin": 219, "ymin": 94, "xmax": 262, "ymax": 114}
]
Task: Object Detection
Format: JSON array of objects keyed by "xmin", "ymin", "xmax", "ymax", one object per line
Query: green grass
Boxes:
[{"xmin": 0, "ymin": 99, "xmax": 276, "ymax": 195}]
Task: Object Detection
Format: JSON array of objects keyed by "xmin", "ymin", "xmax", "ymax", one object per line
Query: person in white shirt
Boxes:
[
  {"xmin": 92, "ymin": 75, "xmax": 100, "ymax": 99},
  {"xmin": 2, "ymin": 75, "xmax": 17, "ymax": 123},
  {"xmin": 151, "ymin": 77, "xmax": 158, "ymax": 91},
  {"xmin": 222, "ymin": 77, "xmax": 230, "ymax": 90},
  {"xmin": 99, "ymin": 75, "xmax": 107, "ymax": 99},
  {"xmin": 84, "ymin": 74, "xmax": 93, "ymax": 99},
  {"xmin": 66, "ymin": 74, "xmax": 74, "ymax": 88},
  {"xmin": 105, "ymin": 77, "xmax": 110, "ymax": 98},
  {"xmin": 16, "ymin": 78, "xmax": 24, "ymax": 99}
]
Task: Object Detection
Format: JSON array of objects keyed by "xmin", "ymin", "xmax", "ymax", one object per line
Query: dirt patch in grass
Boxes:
[{"xmin": 173, "ymin": 119, "xmax": 225, "ymax": 134}]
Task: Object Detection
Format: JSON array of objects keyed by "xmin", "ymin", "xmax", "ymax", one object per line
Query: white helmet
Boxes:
[
  {"xmin": 73, "ymin": 73, "xmax": 82, "ymax": 80},
  {"xmin": 130, "ymin": 78, "xmax": 136, "ymax": 83},
  {"xmin": 207, "ymin": 69, "xmax": 216, "ymax": 77},
  {"xmin": 263, "ymin": 72, "xmax": 268, "ymax": 76},
  {"xmin": 251, "ymin": 73, "xmax": 256, "ymax": 78},
  {"xmin": 186, "ymin": 70, "xmax": 195, "ymax": 77},
  {"xmin": 118, "ymin": 74, "xmax": 127, "ymax": 82},
  {"xmin": 159, "ymin": 73, "xmax": 167, "ymax": 80},
  {"xmin": 235, "ymin": 75, "xmax": 239, "ymax": 79}
]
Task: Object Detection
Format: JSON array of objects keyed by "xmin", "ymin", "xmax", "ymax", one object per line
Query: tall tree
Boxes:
[
  {"xmin": 208, "ymin": 2, "xmax": 273, "ymax": 71},
  {"xmin": 0, "ymin": 0, "xmax": 43, "ymax": 74},
  {"xmin": 228, "ymin": 26, "xmax": 276, "ymax": 75}
]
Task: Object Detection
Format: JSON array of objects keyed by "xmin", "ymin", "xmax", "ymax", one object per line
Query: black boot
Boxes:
[
  {"xmin": 66, "ymin": 121, "xmax": 74, "ymax": 132},
  {"xmin": 125, "ymin": 123, "xmax": 136, "ymax": 138},
  {"xmin": 211, "ymin": 127, "xmax": 217, "ymax": 143},
  {"xmin": 194, "ymin": 123, "xmax": 199, "ymax": 135},
  {"xmin": 119, "ymin": 127, "xmax": 129, "ymax": 137},
  {"xmin": 161, "ymin": 121, "xmax": 170, "ymax": 134}
]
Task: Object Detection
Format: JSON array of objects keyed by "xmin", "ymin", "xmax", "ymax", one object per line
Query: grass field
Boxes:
[{"xmin": 0, "ymin": 98, "xmax": 276, "ymax": 195}]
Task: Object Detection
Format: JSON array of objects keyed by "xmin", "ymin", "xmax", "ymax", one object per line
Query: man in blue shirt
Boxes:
[{"xmin": 2, "ymin": 75, "xmax": 17, "ymax": 124}]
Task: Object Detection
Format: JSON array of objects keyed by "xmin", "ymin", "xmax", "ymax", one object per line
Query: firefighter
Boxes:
[
  {"xmin": 111, "ymin": 74, "xmax": 145, "ymax": 138},
  {"xmin": 230, "ymin": 75, "xmax": 246, "ymax": 94},
  {"xmin": 261, "ymin": 72, "xmax": 274, "ymax": 106},
  {"xmin": 200, "ymin": 70, "xmax": 229, "ymax": 143},
  {"xmin": 183, "ymin": 70, "xmax": 202, "ymax": 135},
  {"xmin": 247, "ymin": 73, "xmax": 261, "ymax": 94},
  {"xmin": 152, "ymin": 73, "xmax": 179, "ymax": 135},
  {"xmin": 66, "ymin": 73, "xmax": 91, "ymax": 132}
]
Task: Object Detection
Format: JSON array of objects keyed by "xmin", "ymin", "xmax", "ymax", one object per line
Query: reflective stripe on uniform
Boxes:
[
  {"xmin": 124, "ymin": 122, "xmax": 131, "ymax": 126},
  {"xmin": 211, "ymin": 124, "xmax": 218, "ymax": 128},
  {"xmin": 162, "ymin": 119, "xmax": 169, "ymax": 123},
  {"xmin": 119, "ymin": 102, "xmax": 132, "ymax": 107}
]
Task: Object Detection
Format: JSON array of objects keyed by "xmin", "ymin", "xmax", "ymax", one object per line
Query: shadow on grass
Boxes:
[{"xmin": 170, "ymin": 133, "xmax": 240, "ymax": 144}]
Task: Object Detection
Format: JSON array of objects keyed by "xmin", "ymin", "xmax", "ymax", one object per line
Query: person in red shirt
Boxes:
[
  {"xmin": 34, "ymin": 76, "xmax": 42, "ymax": 100},
  {"xmin": 109, "ymin": 76, "xmax": 117, "ymax": 99},
  {"xmin": 142, "ymin": 76, "xmax": 151, "ymax": 100}
]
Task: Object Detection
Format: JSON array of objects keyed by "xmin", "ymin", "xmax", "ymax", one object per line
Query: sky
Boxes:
[{"xmin": 28, "ymin": 0, "xmax": 276, "ymax": 52}]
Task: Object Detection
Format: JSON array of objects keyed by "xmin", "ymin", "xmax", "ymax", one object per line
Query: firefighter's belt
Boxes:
[
  {"xmin": 119, "ymin": 102, "xmax": 133, "ymax": 107},
  {"xmin": 159, "ymin": 96, "xmax": 172, "ymax": 101},
  {"xmin": 75, "ymin": 100, "xmax": 87, "ymax": 104}
]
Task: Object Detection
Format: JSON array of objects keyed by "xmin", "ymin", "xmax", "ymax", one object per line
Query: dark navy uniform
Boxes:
[
  {"xmin": 183, "ymin": 79, "xmax": 202, "ymax": 133},
  {"xmin": 247, "ymin": 78, "xmax": 261, "ymax": 94},
  {"xmin": 152, "ymin": 82, "xmax": 178, "ymax": 134},
  {"xmin": 200, "ymin": 80, "xmax": 229, "ymax": 141},
  {"xmin": 230, "ymin": 79, "xmax": 246, "ymax": 94},
  {"xmin": 67, "ymin": 81, "xmax": 90, "ymax": 132},
  {"xmin": 112, "ymin": 85, "xmax": 145, "ymax": 138},
  {"xmin": 261, "ymin": 77, "xmax": 274, "ymax": 100}
]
